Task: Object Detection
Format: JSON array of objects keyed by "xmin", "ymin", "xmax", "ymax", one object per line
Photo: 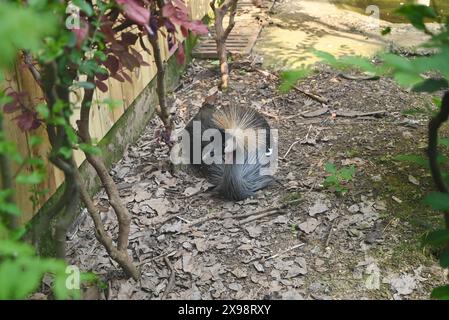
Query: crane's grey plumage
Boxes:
[{"xmin": 184, "ymin": 99, "xmax": 274, "ymax": 201}]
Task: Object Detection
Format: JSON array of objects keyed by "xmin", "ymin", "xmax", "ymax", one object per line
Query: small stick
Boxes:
[
  {"xmin": 239, "ymin": 209, "xmax": 283, "ymax": 225},
  {"xmin": 325, "ymin": 218, "xmax": 339, "ymax": 247},
  {"xmin": 254, "ymin": 69, "xmax": 328, "ymax": 104},
  {"xmin": 140, "ymin": 250, "xmax": 177, "ymax": 266},
  {"xmin": 260, "ymin": 110, "xmax": 279, "ymax": 120},
  {"xmin": 283, "ymin": 125, "xmax": 312, "ymax": 159},
  {"xmin": 161, "ymin": 256, "xmax": 176, "ymax": 300},
  {"xmin": 150, "ymin": 214, "xmax": 179, "ymax": 228},
  {"xmin": 265, "ymin": 243, "xmax": 305, "ymax": 261},
  {"xmin": 176, "ymin": 216, "xmax": 192, "ymax": 224},
  {"xmin": 180, "ymin": 199, "xmax": 302, "ymax": 233},
  {"xmin": 335, "ymin": 110, "xmax": 387, "ymax": 118}
]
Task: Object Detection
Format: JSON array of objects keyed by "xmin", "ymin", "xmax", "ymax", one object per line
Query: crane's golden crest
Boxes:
[{"xmin": 212, "ymin": 106, "xmax": 267, "ymax": 152}]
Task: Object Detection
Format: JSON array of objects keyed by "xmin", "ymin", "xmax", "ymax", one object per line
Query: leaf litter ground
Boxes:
[{"xmin": 65, "ymin": 58, "xmax": 448, "ymax": 300}]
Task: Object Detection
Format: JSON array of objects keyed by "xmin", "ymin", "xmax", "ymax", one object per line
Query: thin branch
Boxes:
[
  {"xmin": 148, "ymin": 33, "xmax": 174, "ymax": 136},
  {"xmin": 283, "ymin": 125, "xmax": 312, "ymax": 159},
  {"xmin": 77, "ymin": 78, "xmax": 132, "ymax": 252},
  {"xmin": 76, "ymin": 80, "xmax": 139, "ymax": 279},
  {"xmin": 265, "ymin": 243, "xmax": 305, "ymax": 261},
  {"xmin": 254, "ymin": 68, "xmax": 329, "ymax": 104},
  {"xmin": 23, "ymin": 51, "xmax": 42, "ymax": 83},
  {"xmin": 179, "ymin": 199, "xmax": 301, "ymax": 233},
  {"xmin": 428, "ymin": 90, "xmax": 449, "ymax": 228},
  {"xmin": 161, "ymin": 256, "xmax": 176, "ymax": 300},
  {"xmin": 112, "ymin": 20, "xmax": 134, "ymax": 33},
  {"xmin": 224, "ymin": 0, "xmax": 238, "ymax": 39},
  {"xmin": 71, "ymin": 160, "xmax": 140, "ymax": 280}
]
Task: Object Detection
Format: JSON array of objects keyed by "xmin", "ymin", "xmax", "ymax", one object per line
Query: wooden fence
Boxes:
[{"xmin": 3, "ymin": 1, "xmax": 211, "ymax": 223}]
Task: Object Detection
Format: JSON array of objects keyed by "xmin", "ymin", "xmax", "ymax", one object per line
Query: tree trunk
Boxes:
[
  {"xmin": 149, "ymin": 34, "xmax": 174, "ymax": 139},
  {"xmin": 211, "ymin": 0, "xmax": 238, "ymax": 91},
  {"xmin": 76, "ymin": 78, "xmax": 140, "ymax": 280},
  {"xmin": 428, "ymin": 90, "xmax": 449, "ymax": 229}
]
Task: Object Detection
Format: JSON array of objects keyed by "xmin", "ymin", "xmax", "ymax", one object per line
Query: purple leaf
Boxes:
[
  {"xmin": 121, "ymin": 32, "xmax": 139, "ymax": 45},
  {"xmin": 14, "ymin": 111, "xmax": 41, "ymax": 132},
  {"xmin": 95, "ymin": 80, "xmax": 109, "ymax": 93},
  {"xmin": 117, "ymin": 0, "xmax": 150, "ymax": 27}
]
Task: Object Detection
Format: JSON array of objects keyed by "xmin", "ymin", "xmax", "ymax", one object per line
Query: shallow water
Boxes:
[
  {"xmin": 330, "ymin": 0, "xmax": 448, "ymax": 23},
  {"xmin": 253, "ymin": 0, "xmax": 437, "ymax": 70}
]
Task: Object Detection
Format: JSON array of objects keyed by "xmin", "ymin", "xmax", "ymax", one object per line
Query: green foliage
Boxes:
[
  {"xmin": 279, "ymin": 69, "xmax": 312, "ymax": 93},
  {"xmin": 396, "ymin": 4, "xmax": 439, "ymax": 31},
  {"xmin": 0, "ymin": 238, "xmax": 76, "ymax": 300},
  {"xmin": 1, "ymin": 92, "xmax": 94, "ymax": 301},
  {"xmin": 281, "ymin": 6, "xmax": 449, "ymax": 297},
  {"xmin": 323, "ymin": 162, "xmax": 356, "ymax": 195},
  {"xmin": 280, "ymin": 5, "xmax": 449, "ymax": 94},
  {"xmin": 431, "ymin": 285, "xmax": 449, "ymax": 300},
  {"xmin": 0, "ymin": 1, "xmax": 58, "ymax": 71},
  {"xmin": 393, "ymin": 154, "xmax": 429, "ymax": 168},
  {"xmin": 425, "ymin": 192, "xmax": 449, "ymax": 211}
]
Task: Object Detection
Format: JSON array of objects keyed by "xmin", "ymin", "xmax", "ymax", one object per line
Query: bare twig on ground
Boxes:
[
  {"xmin": 140, "ymin": 250, "xmax": 177, "ymax": 266},
  {"xmin": 325, "ymin": 217, "xmax": 339, "ymax": 247},
  {"xmin": 335, "ymin": 110, "xmax": 387, "ymax": 118},
  {"xmin": 238, "ymin": 209, "xmax": 283, "ymax": 225},
  {"xmin": 254, "ymin": 68, "xmax": 329, "ymax": 104},
  {"xmin": 338, "ymin": 73, "xmax": 380, "ymax": 81},
  {"xmin": 179, "ymin": 199, "xmax": 301, "ymax": 233},
  {"xmin": 283, "ymin": 125, "xmax": 313, "ymax": 159},
  {"xmin": 265, "ymin": 243, "xmax": 305, "ymax": 261},
  {"xmin": 162, "ymin": 256, "xmax": 176, "ymax": 300}
]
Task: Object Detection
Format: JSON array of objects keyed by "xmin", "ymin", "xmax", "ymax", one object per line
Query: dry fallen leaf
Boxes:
[{"xmin": 298, "ymin": 218, "xmax": 320, "ymax": 234}]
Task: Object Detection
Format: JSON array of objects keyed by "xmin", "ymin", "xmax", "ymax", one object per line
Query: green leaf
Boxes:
[
  {"xmin": 422, "ymin": 229, "xmax": 449, "ymax": 247},
  {"xmin": 102, "ymin": 98, "xmax": 122, "ymax": 111},
  {"xmin": 279, "ymin": 69, "xmax": 312, "ymax": 93},
  {"xmin": 433, "ymin": 97, "xmax": 442, "ymax": 108},
  {"xmin": 313, "ymin": 50, "xmax": 339, "ymax": 65},
  {"xmin": 339, "ymin": 56, "xmax": 377, "ymax": 74},
  {"xmin": 412, "ymin": 78, "xmax": 449, "ymax": 93},
  {"xmin": 394, "ymin": 71, "xmax": 423, "ymax": 87},
  {"xmin": 324, "ymin": 176, "xmax": 338, "ymax": 185},
  {"xmin": 36, "ymin": 104, "xmax": 49, "ymax": 119},
  {"xmin": 64, "ymin": 125, "xmax": 78, "ymax": 144},
  {"xmin": 396, "ymin": 4, "xmax": 437, "ymax": 31},
  {"xmin": 29, "ymin": 135, "xmax": 43, "ymax": 147},
  {"xmin": 73, "ymin": 81, "xmax": 95, "ymax": 90},
  {"xmin": 381, "ymin": 27, "xmax": 391, "ymax": 36},
  {"xmin": 0, "ymin": 2, "xmax": 58, "ymax": 70},
  {"xmin": 72, "ymin": 0, "xmax": 94, "ymax": 16},
  {"xmin": 79, "ymin": 143, "xmax": 101, "ymax": 155},
  {"xmin": 393, "ymin": 154, "xmax": 428, "ymax": 167},
  {"xmin": 0, "ymin": 202, "xmax": 21, "ymax": 216},
  {"xmin": 16, "ymin": 171, "xmax": 44, "ymax": 185},
  {"xmin": 439, "ymin": 138, "xmax": 449, "ymax": 148},
  {"xmin": 339, "ymin": 166, "xmax": 356, "ymax": 181},
  {"xmin": 440, "ymin": 249, "xmax": 449, "ymax": 268},
  {"xmin": 324, "ymin": 162, "xmax": 337, "ymax": 174},
  {"xmin": 379, "ymin": 53, "xmax": 416, "ymax": 73},
  {"xmin": 58, "ymin": 146, "xmax": 73, "ymax": 160},
  {"xmin": 431, "ymin": 285, "xmax": 449, "ymax": 300},
  {"xmin": 0, "ymin": 240, "xmax": 35, "ymax": 257},
  {"xmin": 424, "ymin": 192, "xmax": 449, "ymax": 211}
]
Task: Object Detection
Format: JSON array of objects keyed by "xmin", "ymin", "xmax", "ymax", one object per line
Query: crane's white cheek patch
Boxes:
[{"xmin": 265, "ymin": 148, "xmax": 273, "ymax": 156}]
